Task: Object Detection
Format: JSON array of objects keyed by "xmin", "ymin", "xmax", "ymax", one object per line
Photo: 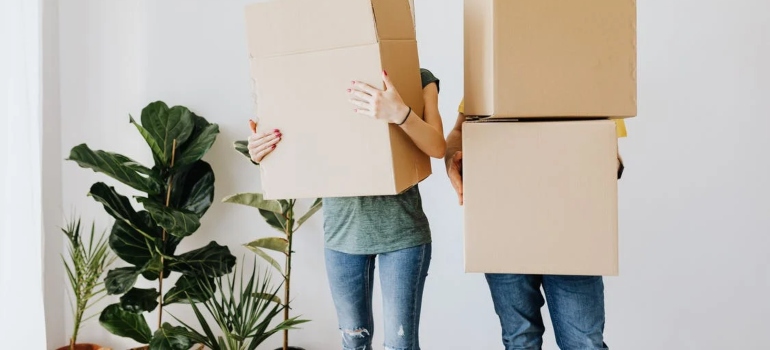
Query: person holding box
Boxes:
[
  {"xmin": 246, "ymin": 68, "xmax": 444, "ymax": 350},
  {"xmin": 445, "ymin": 100, "xmax": 626, "ymax": 350}
]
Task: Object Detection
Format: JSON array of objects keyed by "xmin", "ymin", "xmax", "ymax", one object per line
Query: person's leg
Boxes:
[
  {"xmin": 378, "ymin": 243, "xmax": 431, "ymax": 350},
  {"xmin": 324, "ymin": 248, "xmax": 377, "ymax": 350},
  {"xmin": 484, "ymin": 274, "xmax": 546, "ymax": 350},
  {"xmin": 542, "ymin": 275, "xmax": 608, "ymax": 350}
]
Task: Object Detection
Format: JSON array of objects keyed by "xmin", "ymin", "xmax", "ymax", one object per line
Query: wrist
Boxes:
[
  {"xmin": 393, "ymin": 104, "xmax": 411, "ymax": 124},
  {"xmin": 395, "ymin": 105, "xmax": 412, "ymax": 126}
]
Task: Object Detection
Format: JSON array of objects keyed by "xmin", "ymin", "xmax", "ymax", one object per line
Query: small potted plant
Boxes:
[
  {"xmin": 229, "ymin": 136, "xmax": 323, "ymax": 350},
  {"xmin": 153, "ymin": 259, "xmax": 308, "ymax": 349},
  {"xmin": 58, "ymin": 215, "xmax": 116, "ymax": 350}
]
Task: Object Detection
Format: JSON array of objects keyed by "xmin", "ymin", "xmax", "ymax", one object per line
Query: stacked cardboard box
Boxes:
[
  {"xmin": 463, "ymin": 0, "xmax": 637, "ymax": 276},
  {"xmin": 244, "ymin": 0, "xmax": 428, "ymax": 200}
]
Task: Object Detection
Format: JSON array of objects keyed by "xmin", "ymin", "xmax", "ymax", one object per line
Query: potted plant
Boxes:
[
  {"xmin": 154, "ymin": 259, "xmax": 309, "ymax": 349},
  {"xmin": 227, "ymin": 138, "xmax": 323, "ymax": 350},
  {"xmin": 58, "ymin": 215, "xmax": 117, "ymax": 350},
  {"xmin": 66, "ymin": 101, "xmax": 236, "ymax": 348}
]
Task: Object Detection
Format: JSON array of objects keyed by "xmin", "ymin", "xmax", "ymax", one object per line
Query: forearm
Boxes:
[
  {"xmin": 399, "ymin": 110, "xmax": 446, "ymax": 159},
  {"xmin": 445, "ymin": 113, "xmax": 466, "ymax": 166}
]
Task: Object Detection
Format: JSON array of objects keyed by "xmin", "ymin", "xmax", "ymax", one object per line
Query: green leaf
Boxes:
[
  {"xmin": 139, "ymin": 198, "xmax": 201, "ymax": 238},
  {"xmin": 168, "ymin": 241, "xmax": 236, "ymax": 277},
  {"xmin": 245, "ymin": 237, "xmax": 288, "ymax": 255},
  {"xmin": 163, "ymin": 274, "xmax": 216, "ymax": 305},
  {"xmin": 130, "ymin": 115, "xmax": 164, "ymax": 167},
  {"xmin": 234, "ymin": 140, "xmax": 255, "ymax": 164},
  {"xmin": 88, "ymin": 183, "xmax": 150, "ymax": 238},
  {"xmin": 175, "ymin": 114, "xmax": 219, "ymax": 169},
  {"xmin": 253, "ymin": 292, "xmax": 282, "ymax": 304},
  {"xmin": 169, "ymin": 161, "xmax": 215, "ymax": 216},
  {"xmin": 105, "ymin": 267, "xmax": 141, "ymax": 295},
  {"xmin": 99, "ymin": 303, "xmax": 152, "ymax": 344},
  {"xmin": 296, "ymin": 198, "xmax": 322, "ymax": 229},
  {"xmin": 149, "ymin": 323, "xmax": 194, "ymax": 350},
  {"xmin": 68, "ymin": 144, "xmax": 162, "ymax": 195},
  {"xmin": 244, "ymin": 245, "xmax": 282, "ymax": 274},
  {"xmin": 140, "ymin": 101, "xmax": 195, "ymax": 166},
  {"xmin": 120, "ymin": 288, "xmax": 160, "ymax": 313},
  {"xmin": 222, "ymin": 193, "xmax": 283, "ymax": 213},
  {"xmin": 260, "ymin": 209, "xmax": 287, "ymax": 233},
  {"xmin": 109, "ymin": 220, "xmax": 153, "ymax": 266},
  {"xmin": 139, "ymin": 254, "xmax": 169, "ymax": 281}
]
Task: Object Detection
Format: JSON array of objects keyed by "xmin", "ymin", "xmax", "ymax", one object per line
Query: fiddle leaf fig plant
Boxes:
[
  {"xmin": 224, "ymin": 139, "xmax": 322, "ymax": 350},
  {"xmin": 67, "ymin": 101, "xmax": 236, "ymax": 347}
]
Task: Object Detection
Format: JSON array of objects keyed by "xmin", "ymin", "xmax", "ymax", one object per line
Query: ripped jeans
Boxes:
[{"xmin": 324, "ymin": 244, "xmax": 431, "ymax": 350}]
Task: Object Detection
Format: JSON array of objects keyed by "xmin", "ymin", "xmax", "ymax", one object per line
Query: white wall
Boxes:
[{"xmin": 56, "ymin": 0, "xmax": 770, "ymax": 349}]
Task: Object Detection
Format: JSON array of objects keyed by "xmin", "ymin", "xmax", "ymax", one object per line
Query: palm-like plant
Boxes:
[
  {"xmin": 228, "ymin": 139, "xmax": 322, "ymax": 350},
  {"xmin": 62, "ymin": 215, "xmax": 116, "ymax": 350},
  {"xmin": 158, "ymin": 261, "xmax": 308, "ymax": 350}
]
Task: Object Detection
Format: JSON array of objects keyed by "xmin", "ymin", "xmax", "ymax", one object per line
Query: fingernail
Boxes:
[
  {"xmin": 273, "ymin": 129, "xmax": 279, "ymax": 132},
  {"xmin": 272, "ymin": 145, "xmax": 276, "ymax": 149},
  {"xmin": 354, "ymin": 109, "xmax": 358, "ymax": 112},
  {"xmin": 347, "ymin": 88, "xmax": 351, "ymax": 93},
  {"xmin": 351, "ymin": 81, "xmax": 355, "ymax": 85},
  {"xmin": 383, "ymin": 70, "xmax": 388, "ymax": 76}
]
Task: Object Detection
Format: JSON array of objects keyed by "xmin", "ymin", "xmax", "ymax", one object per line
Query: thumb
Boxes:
[{"xmin": 382, "ymin": 70, "xmax": 394, "ymax": 90}]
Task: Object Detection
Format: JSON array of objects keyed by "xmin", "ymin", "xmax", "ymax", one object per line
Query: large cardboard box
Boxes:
[
  {"xmin": 464, "ymin": 0, "xmax": 637, "ymax": 118},
  {"xmin": 463, "ymin": 120, "xmax": 619, "ymax": 275},
  {"xmin": 244, "ymin": 0, "xmax": 430, "ymax": 199}
]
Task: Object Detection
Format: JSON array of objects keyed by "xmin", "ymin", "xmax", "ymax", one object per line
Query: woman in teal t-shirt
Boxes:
[{"xmin": 246, "ymin": 69, "xmax": 445, "ymax": 350}]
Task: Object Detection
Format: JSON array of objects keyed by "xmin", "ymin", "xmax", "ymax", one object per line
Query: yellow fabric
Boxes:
[{"xmin": 457, "ymin": 98, "xmax": 627, "ymax": 138}]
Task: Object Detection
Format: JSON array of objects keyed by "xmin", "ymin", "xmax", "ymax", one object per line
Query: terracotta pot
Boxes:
[{"xmin": 55, "ymin": 344, "xmax": 109, "ymax": 350}]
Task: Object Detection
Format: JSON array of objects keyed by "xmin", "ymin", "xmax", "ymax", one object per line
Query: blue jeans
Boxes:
[
  {"xmin": 485, "ymin": 274, "xmax": 608, "ymax": 350},
  {"xmin": 324, "ymin": 244, "xmax": 431, "ymax": 350}
]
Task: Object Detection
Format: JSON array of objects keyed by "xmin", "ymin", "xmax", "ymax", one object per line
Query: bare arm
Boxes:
[
  {"xmin": 444, "ymin": 112, "xmax": 466, "ymax": 205},
  {"xmin": 398, "ymin": 82, "xmax": 445, "ymax": 158},
  {"xmin": 349, "ymin": 71, "xmax": 445, "ymax": 159}
]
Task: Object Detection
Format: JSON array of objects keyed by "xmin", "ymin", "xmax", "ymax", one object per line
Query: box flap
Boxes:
[
  {"xmin": 371, "ymin": 0, "xmax": 416, "ymax": 40},
  {"xmin": 245, "ymin": 0, "xmax": 415, "ymax": 58}
]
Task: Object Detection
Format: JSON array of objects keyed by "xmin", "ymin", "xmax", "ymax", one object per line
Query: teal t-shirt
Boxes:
[{"xmin": 322, "ymin": 68, "xmax": 440, "ymax": 255}]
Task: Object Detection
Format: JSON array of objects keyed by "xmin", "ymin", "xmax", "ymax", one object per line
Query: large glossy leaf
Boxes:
[
  {"xmin": 163, "ymin": 274, "xmax": 216, "ymax": 305},
  {"xmin": 175, "ymin": 114, "xmax": 219, "ymax": 169},
  {"xmin": 120, "ymin": 288, "xmax": 160, "ymax": 313},
  {"xmin": 245, "ymin": 237, "xmax": 288, "ymax": 255},
  {"xmin": 109, "ymin": 220, "xmax": 153, "ymax": 266},
  {"xmin": 168, "ymin": 241, "xmax": 235, "ymax": 277},
  {"xmin": 105, "ymin": 267, "xmax": 142, "ymax": 295},
  {"xmin": 99, "ymin": 303, "xmax": 152, "ymax": 344},
  {"xmin": 139, "ymin": 254, "xmax": 169, "ymax": 282},
  {"xmin": 149, "ymin": 323, "xmax": 194, "ymax": 350},
  {"xmin": 68, "ymin": 144, "xmax": 162, "ymax": 195},
  {"xmin": 260, "ymin": 209, "xmax": 287, "ymax": 233},
  {"xmin": 295, "ymin": 198, "xmax": 322, "ymax": 229},
  {"xmin": 140, "ymin": 101, "xmax": 195, "ymax": 166},
  {"xmin": 130, "ymin": 115, "xmax": 164, "ymax": 167},
  {"xmin": 139, "ymin": 198, "xmax": 201, "ymax": 238},
  {"xmin": 169, "ymin": 161, "xmax": 215, "ymax": 216},
  {"xmin": 222, "ymin": 193, "xmax": 282, "ymax": 213},
  {"xmin": 89, "ymin": 183, "xmax": 150, "ymax": 238},
  {"xmin": 244, "ymin": 245, "xmax": 282, "ymax": 274}
]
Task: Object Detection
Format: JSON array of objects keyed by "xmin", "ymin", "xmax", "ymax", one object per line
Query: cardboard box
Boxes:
[
  {"xmin": 244, "ymin": 0, "xmax": 430, "ymax": 199},
  {"xmin": 463, "ymin": 120, "xmax": 619, "ymax": 276},
  {"xmin": 464, "ymin": 0, "xmax": 637, "ymax": 118}
]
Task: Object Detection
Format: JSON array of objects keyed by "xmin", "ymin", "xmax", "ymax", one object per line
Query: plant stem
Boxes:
[
  {"xmin": 283, "ymin": 201, "xmax": 295, "ymax": 350},
  {"xmin": 158, "ymin": 139, "xmax": 177, "ymax": 329}
]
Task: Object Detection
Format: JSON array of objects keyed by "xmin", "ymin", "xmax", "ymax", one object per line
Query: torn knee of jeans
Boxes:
[{"xmin": 341, "ymin": 327, "xmax": 370, "ymax": 339}]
